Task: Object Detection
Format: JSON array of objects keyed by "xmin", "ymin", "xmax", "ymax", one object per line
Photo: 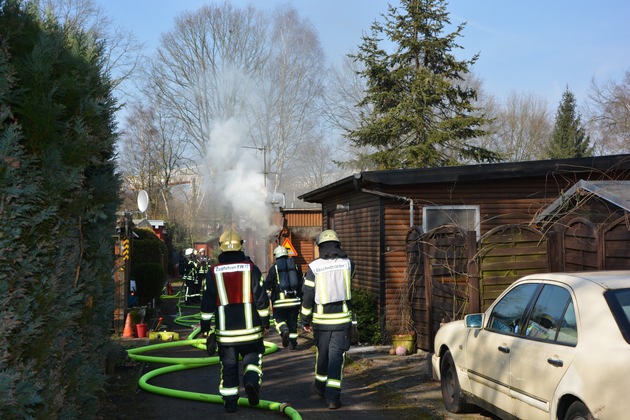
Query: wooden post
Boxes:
[
  {"xmin": 423, "ymin": 239, "xmax": 433, "ymax": 352},
  {"xmin": 466, "ymin": 230, "xmax": 480, "ymax": 314}
]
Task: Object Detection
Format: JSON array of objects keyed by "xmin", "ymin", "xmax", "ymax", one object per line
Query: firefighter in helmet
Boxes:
[
  {"xmin": 263, "ymin": 245, "xmax": 303, "ymax": 350},
  {"xmin": 200, "ymin": 230, "xmax": 270, "ymax": 413},
  {"xmin": 301, "ymin": 229, "xmax": 355, "ymax": 409},
  {"xmin": 182, "ymin": 248, "xmax": 198, "ymax": 304},
  {"xmin": 196, "ymin": 248, "xmax": 209, "ymax": 295}
]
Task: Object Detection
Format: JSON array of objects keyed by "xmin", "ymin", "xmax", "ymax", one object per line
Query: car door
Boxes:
[
  {"xmin": 465, "ymin": 282, "xmax": 540, "ymax": 415},
  {"xmin": 509, "ymin": 283, "xmax": 578, "ymax": 419}
]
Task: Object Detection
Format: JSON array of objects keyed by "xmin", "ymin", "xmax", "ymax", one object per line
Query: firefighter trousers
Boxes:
[
  {"xmin": 313, "ymin": 326, "xmax": 351, "ymax": 403},
  {"xmin": 273, "ymin": 305, "xmax": 300, "ymax": 347},
  {"xmin": 217, "ymin": 341, "xmax": 265, "ymax": 402}
]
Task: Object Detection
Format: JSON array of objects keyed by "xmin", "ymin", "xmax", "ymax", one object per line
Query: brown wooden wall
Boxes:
[
  {"xmin": 317, "ymin": 177, "xmax": 579, "ymax": 346},
  {"xmin": 281, "ymin": 209, "xmax": 322, "ymax": 270},
  {"xmin": 323, "ymin": 193, "xmax": 382, "ymax": 297},
  {"xmin": 383, "ymin": 204, "xmax": 414, "ymax": 334},
  {"xmin": 377, "ymin": 178, "xmax": 560, "ymax": 344},
  {"xmin": 388, "ymin": 176, "xmax": 565, "ymax": 235}
]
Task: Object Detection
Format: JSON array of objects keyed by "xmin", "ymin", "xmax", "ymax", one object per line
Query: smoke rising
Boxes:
[{"xmin": 205, "ymin": 118, "xmax": 276, "ymax": 237}]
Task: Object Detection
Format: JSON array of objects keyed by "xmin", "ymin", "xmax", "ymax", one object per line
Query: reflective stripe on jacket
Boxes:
[
  {"xmin": 302, "ymin": 258, "xmax": 353, "ymax": 328},
  {"xmin": 201, "ymin": 257, "xmax": 270, "ymax": 344}
]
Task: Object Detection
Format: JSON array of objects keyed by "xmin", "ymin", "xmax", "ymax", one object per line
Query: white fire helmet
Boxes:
[{"xmin": 274, "ymin": 245, "xmax": 289, "ymax": 259}]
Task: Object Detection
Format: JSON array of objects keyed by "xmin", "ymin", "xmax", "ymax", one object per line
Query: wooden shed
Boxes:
[
  {"xmin": 298, "ymin": 154, "xmax": 630, "ymax": 349},
  {"xmin": 272, "ymin": 208, "xmax": 322, "ymax": 272}
]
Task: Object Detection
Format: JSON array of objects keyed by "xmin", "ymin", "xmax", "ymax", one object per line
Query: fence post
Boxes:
[{"xmin": 466, "ymin": 231, "xmax": 480, "ymax": 313}]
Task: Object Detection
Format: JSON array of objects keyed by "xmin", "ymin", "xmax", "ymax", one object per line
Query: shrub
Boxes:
[
  {"xmin": 352, "ymin": 288, "xmax": 383, "ymax": 345},
  {"xmin": 133, "ymin": 263, "xmax": 166, "ymax": 305}
]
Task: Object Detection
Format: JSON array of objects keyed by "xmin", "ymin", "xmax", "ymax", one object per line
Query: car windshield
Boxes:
[{"xmin": 606, "ymin": 288, "xmax": 630, "ymax": 344}]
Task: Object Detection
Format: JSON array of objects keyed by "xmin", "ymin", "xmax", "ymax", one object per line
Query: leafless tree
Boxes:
[
  {"xmin": 256, "ymin": 6, "xmax": 326, "ymax": 196},
  {"xmin": 322, "ymin": 56, "xmax": 367, "ymax": 134},
  {"xmin": 584, "ymin": 70, "xmax": 630, "ymax": 155},
  {"xmin": 139, "ymin": 2, "xmax": 332, "ymax": 238},
  {"xmin": 321, "ymin": 55, "xmax": 377, "ymax": 171},
  {"xmin": 291, "ymin": 134, "xmax": 345, "ymax": 192},
  {"xmin": 146, "ymin": 3, "xmax": 271, "ymax": 159},
  {"xmin": 478, "ymin": 91, "xmax": 553, "ymax": 162},
  {"xmin": 118, "ymin": 101, "xmax": 193, "ymax": 221}
]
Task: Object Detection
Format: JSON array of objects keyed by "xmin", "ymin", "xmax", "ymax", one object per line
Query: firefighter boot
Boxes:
[
  {"xmin": 281, "ymin": 329, "xmax": 290, "ymax": 348},
  {"xmin": 224, "ymin": 398, "xmax": 238, "ymax": 413},
  {"xmin": 206, "ymin": 333, "xmax": 217, "ymax": 357},
  {"xmin": 244, "ymin": 382, "xmax": 259, "ymax": 406}
]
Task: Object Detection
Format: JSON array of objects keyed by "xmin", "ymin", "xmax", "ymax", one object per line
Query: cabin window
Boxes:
[{"xmin": 422, "ymin": 205, "xmax": 480, "ymax": 239}]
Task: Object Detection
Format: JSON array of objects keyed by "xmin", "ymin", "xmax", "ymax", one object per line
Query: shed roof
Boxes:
[
  {"xmin": 299, "ymin": 154, "xmax": 630, "ymax": 203},
  {"xmin": 534, "ymin": 180, "xmax": 630, "ymax": 223},
  {"xmin": 133, "ymin": 219, "xmax": 165, "ymax": 228}
]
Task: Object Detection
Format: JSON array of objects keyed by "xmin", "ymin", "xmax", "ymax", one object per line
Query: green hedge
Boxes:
[
  {"xmin": 352, "ymin": 288, "xmax": 383, "ymax": 345},
  {"xmin": 132, "ymin": 263, "xmax": 166, "ymax": 304},
  {"xmin": 0, "ymin": 3, "xmax": 119, "ymax": 417},
  {"xmin": 131, "ymin": 228, "xmax": 168, "ymax": 304}
]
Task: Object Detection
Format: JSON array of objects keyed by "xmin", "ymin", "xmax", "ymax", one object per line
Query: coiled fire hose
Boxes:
[{"xmin": 127, "ymin": 328, "xmax": 301, "ymax": 419}]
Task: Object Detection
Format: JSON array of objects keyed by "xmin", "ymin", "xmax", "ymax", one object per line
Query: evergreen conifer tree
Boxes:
[
  {"xmin": 0, "ymin": 1, "xmax": 120, "ymax": 416},
  {"xmin": 347, "ymin": 0, "xmax": 501, "ymax": 169},
  {"xmin": 546, "ymin": 87, "xmax": 592, "ymax": 159}
]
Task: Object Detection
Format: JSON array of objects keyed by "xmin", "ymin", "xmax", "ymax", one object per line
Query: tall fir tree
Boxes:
[
  {"xmin": 546, "ymin": 87, "xmax": 592, "ymax": 159},
  {"xmin": 0, "ymin": 0, "xmax": 120, "ymax": 416},
  {"xmin": 347, "ymin": 0, "xmax": 501, "ymax": 169}
]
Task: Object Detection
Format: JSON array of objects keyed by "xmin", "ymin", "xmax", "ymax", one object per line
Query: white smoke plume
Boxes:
[{"xmin": 205, "ymin": 118, "xmax": 276, "ymax": 236}]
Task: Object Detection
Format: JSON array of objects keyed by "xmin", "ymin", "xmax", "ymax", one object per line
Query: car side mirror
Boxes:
[{"xmin": 465, "ymin": 314, "xmax": 483, "ymax": 329}]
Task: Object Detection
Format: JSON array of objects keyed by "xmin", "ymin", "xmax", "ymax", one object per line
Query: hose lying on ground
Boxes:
[{"xmin": 126, "ymin": 328, "xmax": 301, "ymax": 419}]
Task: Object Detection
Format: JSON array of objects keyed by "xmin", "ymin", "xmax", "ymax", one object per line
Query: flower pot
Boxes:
[
  {"xmin": 135, "ymin": 323, "xmax": 148, "ymax": 338},
  {"xmin": 392, "ymin": 333, "xmax": 416, "ymax": 355}
]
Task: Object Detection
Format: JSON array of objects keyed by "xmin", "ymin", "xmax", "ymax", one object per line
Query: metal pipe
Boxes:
[{"xmin": 353, "ymin": 174, "xmax": 414, "ymax": 226}]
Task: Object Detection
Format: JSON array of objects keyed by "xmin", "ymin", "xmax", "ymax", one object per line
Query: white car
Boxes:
[{"xmin": 431, "ymin": 271, "xmax": 630, "ymax": 420}]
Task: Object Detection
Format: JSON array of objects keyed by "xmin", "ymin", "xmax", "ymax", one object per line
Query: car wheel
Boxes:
[
  {"xmin": 565, "ymin": 401, "xmax": 593, "ymax": 420},
  {"xmin": 440, "ymin": 350, "xmax": 470, "ymax": 413}
]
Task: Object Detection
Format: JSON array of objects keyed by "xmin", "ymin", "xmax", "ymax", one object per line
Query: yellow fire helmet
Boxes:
[
  {"xmin": 274, "ymin": 245, "xmax": 289, "ymax": 259},
  {"xmin": 219, "ymin": 230, "xmax": 243, "ymax": 252},
  {"xmin": 316, "ymin": 229, "xmax": 340, "ymax": 245}
]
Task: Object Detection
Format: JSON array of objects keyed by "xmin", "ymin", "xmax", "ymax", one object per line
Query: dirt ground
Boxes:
[{"xmin": 100, "ymin": 290, "xmax": 494, "ymax": 420}]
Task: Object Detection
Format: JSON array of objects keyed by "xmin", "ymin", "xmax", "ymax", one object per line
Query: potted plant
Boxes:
[{"xmin": 390, "ymin": 275, "xmax": 417, "ymax": 355}]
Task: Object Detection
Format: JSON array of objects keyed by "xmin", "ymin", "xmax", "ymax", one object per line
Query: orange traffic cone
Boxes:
[{"xmin": 123, "ymin": 312, "xmax": 134, "ymax": 338}]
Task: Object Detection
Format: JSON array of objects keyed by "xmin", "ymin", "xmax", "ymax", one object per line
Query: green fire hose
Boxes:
[{"xmin": 127, "ymin": 329, "xmax": 302, "ymax": 419}]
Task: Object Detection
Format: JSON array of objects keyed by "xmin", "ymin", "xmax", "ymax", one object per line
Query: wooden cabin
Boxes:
[{"xmin": 299, "ymin": 154, "xmax": 630, "ymax": 350}]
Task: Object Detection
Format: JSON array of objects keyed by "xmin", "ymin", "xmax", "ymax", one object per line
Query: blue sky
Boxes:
[{"xmin": 96, "ymin": 0, "xmax": 630, "ymax": 107}]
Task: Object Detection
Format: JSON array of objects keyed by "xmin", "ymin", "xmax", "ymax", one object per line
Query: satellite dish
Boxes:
[{"xmin": 137, "ymin": 190, "xmax": 149, "ymax": 213}]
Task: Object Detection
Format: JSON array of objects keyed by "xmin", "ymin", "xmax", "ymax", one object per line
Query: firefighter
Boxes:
[
  {"xmin": 301, "ymin": 229, "xmax": 355, "ymax": 410},
  {"xmin": 181, "ymin": 248, "xmax": 197, "ymax": 304},
  {"xmin": 196, "ymin": 248, "xmax": 209, "ymax": 300},
  {"xmin": 264, "ymin": 245, "xmax": 303, "ymax": 350},
  {"xmin": 200, "ymin": 230, "xmax": 270, "ymax": 413}
]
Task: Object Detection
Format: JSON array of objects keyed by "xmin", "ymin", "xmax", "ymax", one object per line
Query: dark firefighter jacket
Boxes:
[
  {"xmin": 301, "ymin": 242, "xmax": 355, "ymax": 331},
  {"xmin": 201, "ymin": 251, "xmax": 270, "ymax": 344},
  {"xmin": 263, "ymin": 256, "xmax": 303, "ymax": 309},
  {"xmin": 182, "ymin": 257, "xmax": 197, "ymax": 282}
]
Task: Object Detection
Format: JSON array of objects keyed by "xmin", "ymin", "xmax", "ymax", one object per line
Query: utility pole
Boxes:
[{"xmin": 242, "ymin": 145, "xmax": 268, "ymax": 188}]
